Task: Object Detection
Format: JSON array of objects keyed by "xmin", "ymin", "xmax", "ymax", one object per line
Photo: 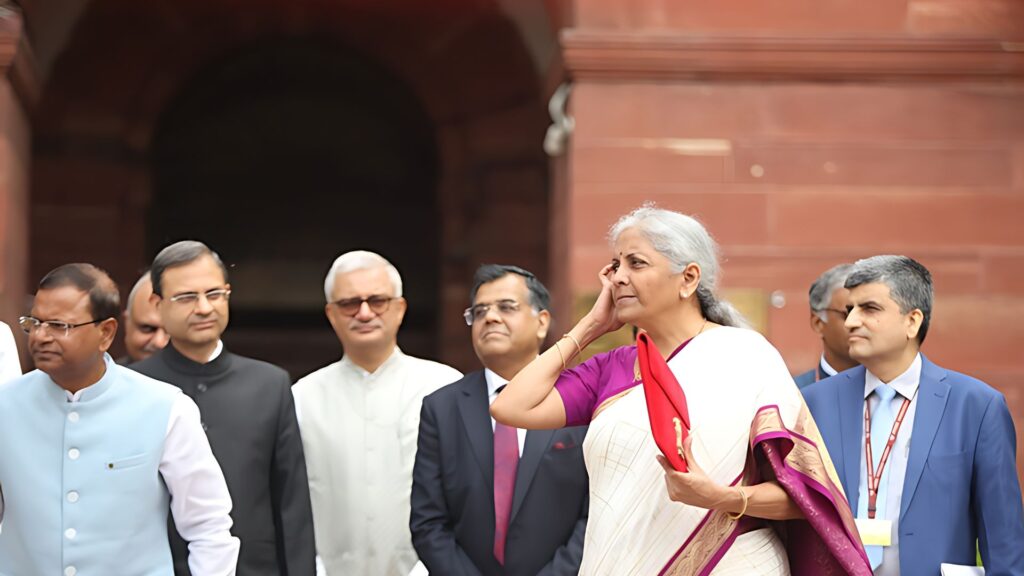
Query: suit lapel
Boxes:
[
  {"xmin": 839, "ymin": 367, "xmax": 867, "ymax": 510},
  {"xmin": 900, "ymin": 356, "xmax": 949, "ymax": 518},
  {"xmin": 510, "ymin": 428, "xmax": 555, "ymax": 523},
  {"xmin": 458, "ymin": 372, "xmax": 494, "ymax": 488}
]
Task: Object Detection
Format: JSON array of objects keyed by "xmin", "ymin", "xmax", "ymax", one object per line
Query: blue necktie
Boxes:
[{"xmin": 859, "ymin": 383, "xmax": 898, "ymax": 569}]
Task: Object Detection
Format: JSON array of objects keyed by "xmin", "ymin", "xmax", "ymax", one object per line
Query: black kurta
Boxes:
[{"xmin": 131, "ymin": 343, "xmax": 315, "ymax": 576}]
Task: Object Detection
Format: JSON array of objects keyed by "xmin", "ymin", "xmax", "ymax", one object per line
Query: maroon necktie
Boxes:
[{"xmin": 493, "ymin": 402, "xmax": 519, "ymax": 565}]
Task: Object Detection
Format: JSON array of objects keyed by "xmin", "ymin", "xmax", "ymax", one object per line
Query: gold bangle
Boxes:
[
  {"xmin": 562, "ymin": 332, "xmax": 583, "ymax": 357},
  {"xmin": 553, "ymin": 340, "xmax": 567, "ymax": 371},
  {"xmin": 726, "ymin": 486, "xmax": 748, "ymax": 520}
]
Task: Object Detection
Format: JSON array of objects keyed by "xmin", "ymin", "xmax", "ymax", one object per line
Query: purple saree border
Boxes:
[
  {"xmin": 657, "ymin": 472, "xmax": 745, "ymax": 576},
  {"xmin": 751, "ymin": 404, "xmax": 872, "ymax": 573}
]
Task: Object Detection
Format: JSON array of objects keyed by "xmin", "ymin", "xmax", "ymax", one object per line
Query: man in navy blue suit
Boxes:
[
  {"xmin": 411, "ymin": 265, "xmax": 588, "ymax": 575},
  {"xmin": 803, "ymin": 255, "xmax": 1024, "ymax": 576},
  {"xmin": 793, "ymin": 263, "xmax": 857, "ymax": 389}
]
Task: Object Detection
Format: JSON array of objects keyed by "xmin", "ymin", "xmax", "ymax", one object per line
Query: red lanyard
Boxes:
[{"xmin": 863, "ymin": 393, "xmax": 912, "ymax": 519}]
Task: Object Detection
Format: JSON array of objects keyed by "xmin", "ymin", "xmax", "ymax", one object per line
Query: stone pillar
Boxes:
[{"xmin": 0, "ymin": 6, "xmax": 33, "ymax": 370}]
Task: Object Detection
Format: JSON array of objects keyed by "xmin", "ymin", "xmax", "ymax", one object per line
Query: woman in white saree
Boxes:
[{"xmin": 492, "ymin": 206, "xmax": 870, "ymax": 576}]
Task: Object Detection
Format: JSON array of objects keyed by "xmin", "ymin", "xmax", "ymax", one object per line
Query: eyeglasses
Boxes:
[
  {"xmin": 821, "ymin": 308, "xmax": 849, "ymax": 320},
  {"xmin": 331, "ymin": 295, "xmax": 397, "ymax": 317},
  {"xmin": 167, "ymin": 288, "xmax": 231, "ymax": 307},
  {"xmin": 18, "ymin": 316, "xmax": 106, "ymax": 338},
  {"xmin": 463, "ymin": 300, "xmax": 523, "ymax": 326}
]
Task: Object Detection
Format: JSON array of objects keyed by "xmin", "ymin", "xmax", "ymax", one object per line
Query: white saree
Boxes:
[{"xmin": 576, "ymin": 327, "xmax": 862, "ymax": 576}]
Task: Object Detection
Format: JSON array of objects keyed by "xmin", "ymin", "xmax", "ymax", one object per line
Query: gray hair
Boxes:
[
  {"xmin": 150, "ymin": 241, "xmax": 229, "ymax": 297},
  {"xmin": 845, "ymin": 255, "xmax": 932, "ymax": 345},
  {"xmin": 809, "ymin": 263, "xmax": 852, "ymax": 322},
  {"xmin": 608, "ymin": 205, "xmax": 747, "ymax": 328},
  {"xmin": 124, "ymin": 270, "xmax": 152, "ymax": 319},
  {"xmin": 324, "ymin": 250, "xmax": 403, "ymax": 302}
]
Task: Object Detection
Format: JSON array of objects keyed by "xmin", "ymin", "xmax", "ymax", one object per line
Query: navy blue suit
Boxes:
[
  {"xmin": 803, "ymin": 356, "xmax": 1024, "ymax": 576},
  {"xmin": 410, "ymin": 371, "xmax": 588, "ymax": 576}
]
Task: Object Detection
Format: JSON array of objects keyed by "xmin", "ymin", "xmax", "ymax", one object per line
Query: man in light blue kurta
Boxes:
[{"xmin": 0, "ymin": 263, "xmax": 239, "ymax": 576}]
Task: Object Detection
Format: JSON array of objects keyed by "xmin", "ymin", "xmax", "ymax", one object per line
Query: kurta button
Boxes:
[
  {"xmin": 68, "ymin": 448, "xmax": 80, "ymax": 460},
  {"xmin": 201, "ymin": 422, "xmax": 208, "ymax": 431},
  {"xmin": 67, "ymin": 491, "xmax": 80, "ymax": 503},
  {"xmin": 67, "ymin": 412, "xmax": 79, "ymax": 423},
  {"xmin": 197, "ymin": 383, "xmax": 208, "ymax": 393},
  {"xmin": 65, "ymin": 567, "xmax": 77, "ymax": 576},
  {"xmin": 65, "ymin": 528, "xmax": 77, "ymax": 540}
]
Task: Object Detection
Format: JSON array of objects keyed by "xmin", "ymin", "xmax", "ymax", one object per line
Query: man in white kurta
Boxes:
[{"xmin": 293, "ymin": 251, "xmax": 461, "ymax": 576}]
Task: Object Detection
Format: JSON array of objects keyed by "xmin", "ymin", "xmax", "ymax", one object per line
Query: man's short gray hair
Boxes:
[
  {"xmin": 845, "ymin": 255, "xmax": 933, "ymax": 345},
  {"xmin": 124, "ymin": 270, "xmax": 152, "ymax": 319},
  {"xmin": 323, "ymin": 250, "xmax": 403, "ymax": 302},
  {"xmin": 809, "ymin": 263, "xmax": 852, "ymax": 321}
]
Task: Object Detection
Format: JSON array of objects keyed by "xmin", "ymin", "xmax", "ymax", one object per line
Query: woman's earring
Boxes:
[{"xmin": 680, "ymin": 291, "xmax": 689, "ymax": 299}]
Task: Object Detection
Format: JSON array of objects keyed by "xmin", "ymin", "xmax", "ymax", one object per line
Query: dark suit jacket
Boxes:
[
  {"xmin": 802, "ymin": 356, "xmax": 1024, "ymax": 576},
  {"xmin": 793, "ymin": 363, "xmax": 829, "ymax": 390},
  {"xmin": 411, "ymin": 371, "xmax": 589, "ymax": 576},
  {"xmin": 131, "ymin": 343, "xmax": 315, "ymax": 576}
]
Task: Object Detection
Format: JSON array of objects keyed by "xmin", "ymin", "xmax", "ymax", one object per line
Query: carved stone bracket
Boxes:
[{"xmin": 562, "ymin": 31, "xmax": 1024, "ymax": 82}]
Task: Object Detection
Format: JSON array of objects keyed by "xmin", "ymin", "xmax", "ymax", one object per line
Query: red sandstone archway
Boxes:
[{"xmin": 23, "ymin": 0, "xmax": 562, "ymax": 375}]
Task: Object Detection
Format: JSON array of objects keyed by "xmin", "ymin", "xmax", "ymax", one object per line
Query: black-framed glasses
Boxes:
[
  {"xmin": 820, "ymin": 308, "xmax": 849, "ymax": 320},
  {"xmin": 18, "ymin": 316, "xmax": 106, "ymax": 338},
  {"xmin": 167, "ymin": 288, "xmax": 231, "ymax": 306},
  {"xmin": 463, "ymin": 299, "xmax": 523, "ymax": 326},
  {"xmin": 331, "ymin": 295, "xmax": 397, "ymax": 317}
]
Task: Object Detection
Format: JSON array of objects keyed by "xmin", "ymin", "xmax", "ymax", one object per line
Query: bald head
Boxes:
[{"xmin": 123, "ymin": 272, "xmax": 168, "ymax": 361}]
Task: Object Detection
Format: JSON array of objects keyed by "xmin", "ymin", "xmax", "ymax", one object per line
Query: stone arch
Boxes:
[{"xmin": 28, "ymin": 0, "xmax": 558, "ymax": 374}]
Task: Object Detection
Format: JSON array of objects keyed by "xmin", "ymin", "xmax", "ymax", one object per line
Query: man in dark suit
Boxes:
[
  {"xmin": 131, "ymin": 240, "xmax": 315, "ymax": 576},
  {"xmin": 794, "ymin": 263, "xmax": 857, "ymax": 389},
  {"xmin": 411, "ymin": 265, "xmax": 588, "ymax": 576},
  {"xmin": 803, "ymin": 255, "xmax": 1024, "ymax": 575}
]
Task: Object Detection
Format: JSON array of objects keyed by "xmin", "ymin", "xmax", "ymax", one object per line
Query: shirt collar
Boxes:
[
  {"xmin": 819, "ymin": 355, "xmax": 839, "ymax": 377},
  {"xmin": 62, "ymin": 353, "xmax": 117, "ymax": 403},
  {"xmin": 340, "ymin": 346, "xmax": 404, "ymax": 378},
  {"xmin": 865, "ymin": 353, "xmax": 922, "ymax": 401},
  {"xmin": 208, "ymin": 339, "xmax": 224, "ymax": 362},
  {"xmin": 484, "ymin": 368, "xmax": 508, "ymax": 398},
  {"xmin": 161, "ymin": 339, "xmax": 232, "ymax": 376}
]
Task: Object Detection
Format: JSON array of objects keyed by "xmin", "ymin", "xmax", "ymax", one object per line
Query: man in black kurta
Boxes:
[{"xmin": 130, "ymin": 240, "xmax": 315, "ymax": 576}]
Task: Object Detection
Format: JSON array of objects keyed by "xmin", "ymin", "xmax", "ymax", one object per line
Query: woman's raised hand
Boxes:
[{"xmin": 582, "ymin": 264, "xmax": 624, "ymax": 338}]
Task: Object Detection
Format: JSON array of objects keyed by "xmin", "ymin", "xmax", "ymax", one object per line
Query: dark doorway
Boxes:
[{"xmin": 150, "ymin": 37, "xmax": 439, "ymax": 378}]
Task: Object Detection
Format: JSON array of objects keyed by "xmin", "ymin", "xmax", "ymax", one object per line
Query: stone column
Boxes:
[{"xmin": 0, "ymin": 5, "xmax": 33, "ymax": 371}]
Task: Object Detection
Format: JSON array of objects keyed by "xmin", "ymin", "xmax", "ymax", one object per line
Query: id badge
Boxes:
[{"xmin": 854, "ymin": 518, "xmax": 893, "ymax": 547}]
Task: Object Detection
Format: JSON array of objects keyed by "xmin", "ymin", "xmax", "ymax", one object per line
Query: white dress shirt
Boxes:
[
  {"xmin": 819, "ymin": 354, "xmax": 839, "ymax": 378},
  {"xmin": 484, "ymin": 369, "xmax": 526, "ymax": 456},
  {"xmin": 859, "ymin": 353, "xmax": 922, "ymax": 576},
  {"xmin": 0, "ymin": 321, "xmax": 21, "ymax": 384},
  {"xmin": 64, "ymin": 368, "xmax": 239, "ymax": 575},
  {"xmin": 293, "ymin": 348, "xmax": 462, "ymax": 576}
]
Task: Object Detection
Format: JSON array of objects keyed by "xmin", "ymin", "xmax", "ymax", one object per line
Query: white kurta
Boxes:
[
  {"xmin": 293, "ymin": 348, "xmax": 462, "ymax": 576},
  {"xmin": 0, "ymin": 321, "xmax": 21, "ymax": 384}
]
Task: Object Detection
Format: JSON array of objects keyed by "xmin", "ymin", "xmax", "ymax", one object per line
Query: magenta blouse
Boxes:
[{"xmin": 555, "ymin": 340, "xmax": 692, "ymax": 427}]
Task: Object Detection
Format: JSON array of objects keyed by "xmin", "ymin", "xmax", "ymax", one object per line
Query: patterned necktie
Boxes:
[
  {"xmin": 493, "ymin": 387, "xmax": 519, "ymax": 565},
  {"xmin": 858, "ymin": 383, "xmax": 898, "ymax": 570}
]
